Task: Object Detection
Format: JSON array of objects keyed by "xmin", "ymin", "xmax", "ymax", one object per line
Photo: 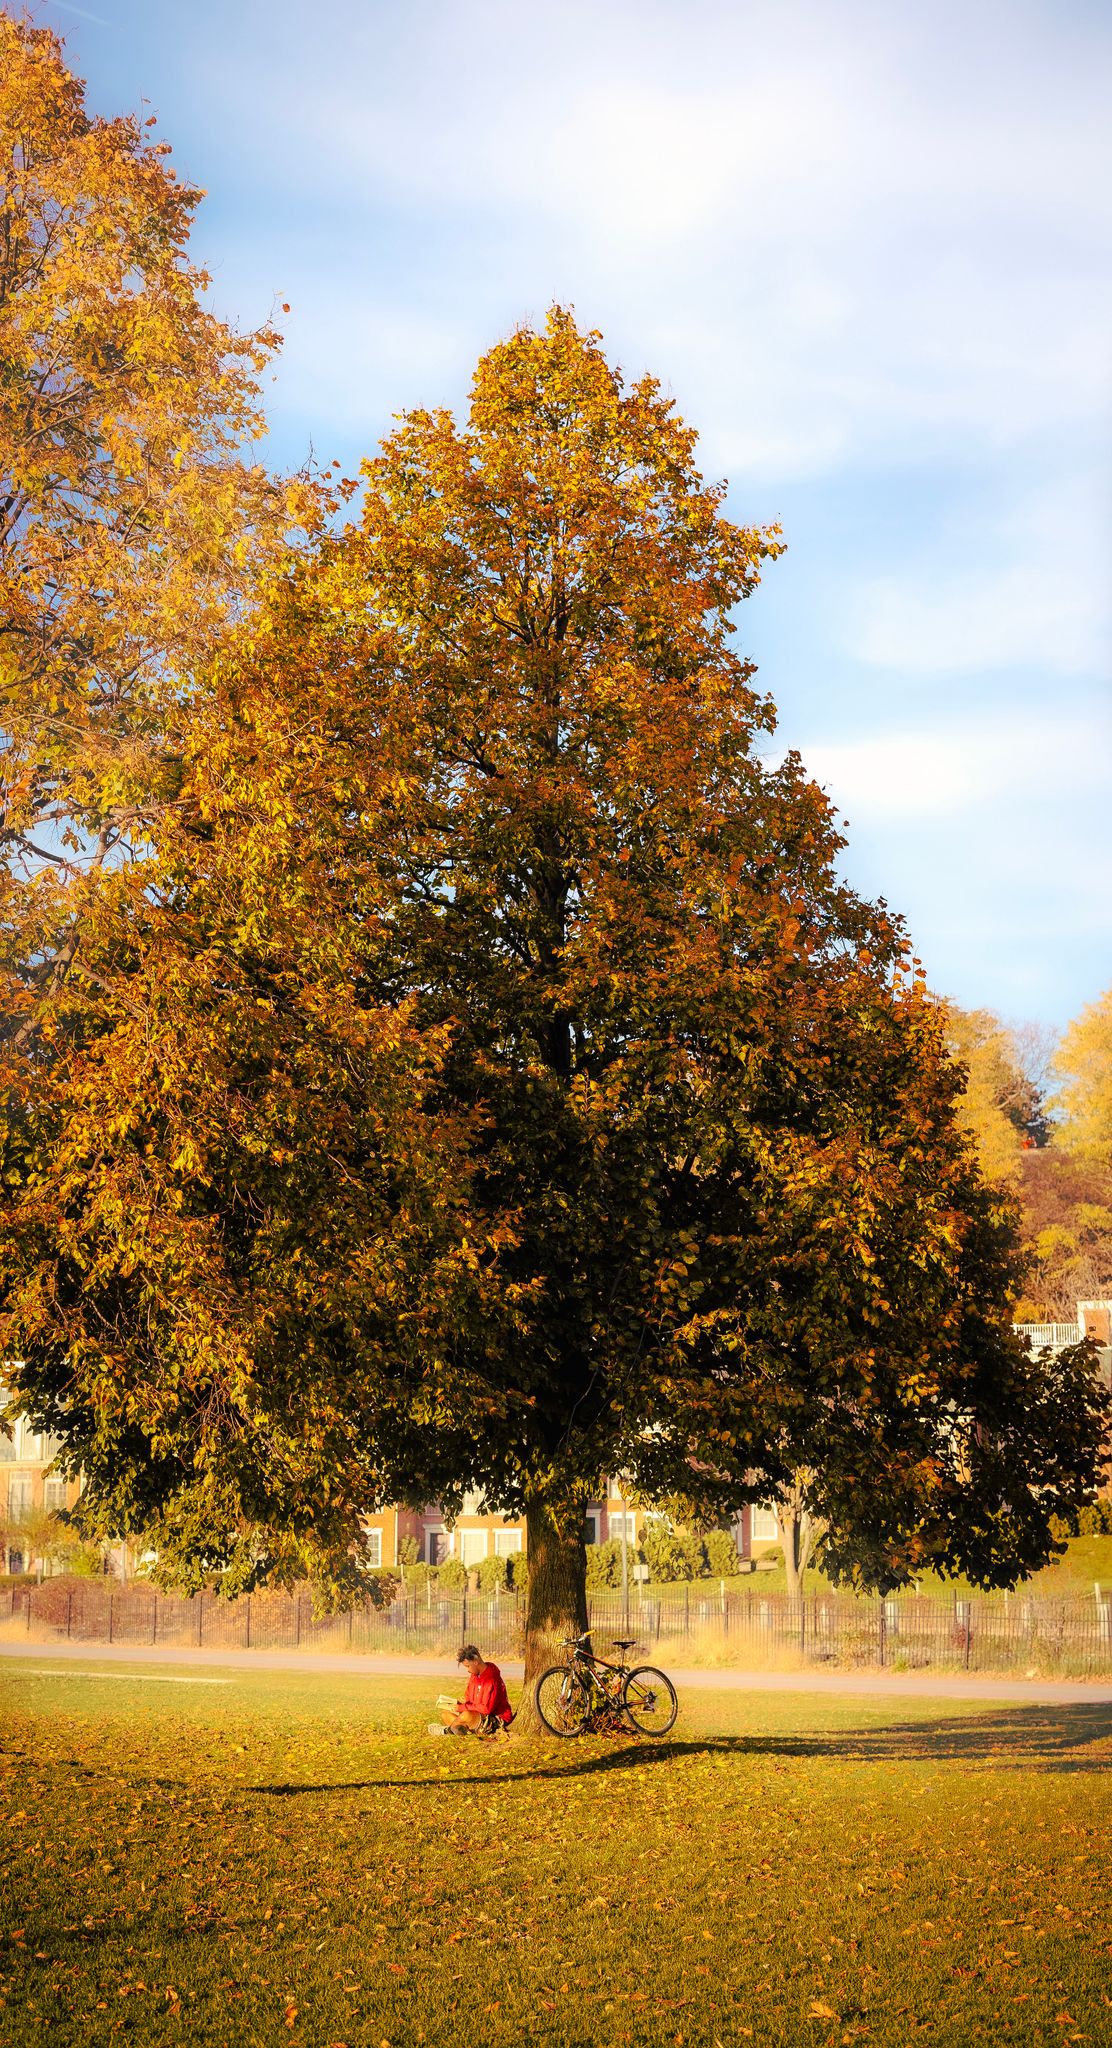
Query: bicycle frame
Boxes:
[{"xmin": 561, "ymin": 1635, "xmax": 634, "ymax": 1699}]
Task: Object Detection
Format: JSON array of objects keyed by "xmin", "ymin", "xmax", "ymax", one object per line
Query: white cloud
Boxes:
[
  {"xmin": 798, "ymin": 708, "xmax": 1110, "ymax": 822},
  {"xmin": 174, "ymin": 0, "xmax": 1112, "ymax": 485}
]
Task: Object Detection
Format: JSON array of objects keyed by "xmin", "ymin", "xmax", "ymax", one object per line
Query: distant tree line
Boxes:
[{"xmin": 942, "ymin": 992, "xmax": 1112, "ymax": 1320}]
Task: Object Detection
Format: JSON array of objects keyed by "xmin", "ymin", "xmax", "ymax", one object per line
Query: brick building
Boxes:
[
  {"xmin": 0, "ymin": 1401, "xmax": 82, "ymax": 1576},
  {"xmin": 360, "ymin": 1482, "xmax": 650, "ymax": 1570}
]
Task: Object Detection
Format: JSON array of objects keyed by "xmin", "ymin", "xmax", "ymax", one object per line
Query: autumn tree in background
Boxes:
[
  {"xmin": 0, "ymin": 14, "xmax": 306, "ymax": 1054},
  {"xmin": 941, "ymin": 1003, "xmax": 1043, "ymax": 1182},
  {"xmin": 1051, "ymin": 988, "xmax": 1112, "ymax": 1171},
  {"xmin": 929, "ymin": 998, "xmax": 1112, "ymax": 1324},
  {"xmin": 3, "ymin": 309, "xmax": 1108, "ymax": 1719},
  {"xmin": 1013, "ymin": 987, "xmax": 1112, "ymax": 1318}
]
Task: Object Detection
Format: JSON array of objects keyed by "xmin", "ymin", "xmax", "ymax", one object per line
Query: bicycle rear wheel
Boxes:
[
  {"xmin": 622, "ymin": 1665, "xmax": 678, "ymax": 1736},
  {"xmin": 535, "ymin": 1666, "xmax": 592, "ymax": 1737}
]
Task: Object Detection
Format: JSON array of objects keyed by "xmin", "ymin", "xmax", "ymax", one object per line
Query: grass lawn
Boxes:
[
  {"xmin": 1, "ymin": 1662, "xmax": 1109, "ymax": 2047},
  {"xmin": 699, "ymin": 1532, "xmax": 1112, "ymax": 1602}
]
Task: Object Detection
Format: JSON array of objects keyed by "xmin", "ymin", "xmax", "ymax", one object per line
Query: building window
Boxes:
[
  {"xmin": 43, "ymin": 1479, "xmax": 67, "ymax": 1512},
  {"xmin": 583, "ymin": 1510, "xmax": 602, "ymax": 1546},
  {"xmin": 750, "ymin": 1506, "xmax": 780, "ymax": 1543},
  {"xmin": 426, "ymin": 1527, "xmax": 450, "ymax": 1566},
  {"xmin": 7, "ymin": 1478, "xmax": 32, "ymax": 1520},
  {"xmin": 364, "ymin": 1528, "xmax": 383, "ymax": 1568},
  {"xmin": 607, "ymin": 1511, "xmax": 636, "ymax": 1545},
  {"xmin": 460, "ymin": 1529, "xmax": 488, "ymax": 1565},
  {"xmin": 493, "ymin": 1528, "xmax": 522, "ymax": 1557}
]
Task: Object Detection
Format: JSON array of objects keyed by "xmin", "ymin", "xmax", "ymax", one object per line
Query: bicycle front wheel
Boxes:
[
  {"xmin": 535, "ymin": 1666, "xmax": 592, "ymax": 1738},
  {"xmin": 622, "ymin": 1665, "xmax": 678, "ymax": 1736}
]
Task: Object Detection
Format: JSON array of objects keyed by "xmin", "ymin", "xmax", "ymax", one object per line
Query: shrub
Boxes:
[
  {"xmin": 703, "ymin": 1528, "xmax": 741, "ymax": 1578},
  {"xmin": 364, "ymin": 1568, "xmax": 402, "ymax": 1609},
  {"xmin": 437, "ymin": 1556, "xmax": 467, "ymax": 1592},
  {"xmin": 504, "ymin": 1550, "xmax": 528, "ymax": 1595},
  {"xmin": 1049, "ymin": 1500, "xmax": 1112, "ymax": 1541},
  {"xmin": 641, "ymin": 1523, "xmax": 700, "ymax": 1583},
  {"xmin": 397, "ymin": 1535, "xmax": 420, "ymax": 1567},
  {"xmin": 585, "ymin": 1538, "xmax": 626, "ymax": 1588},
  {"xmin": 476, "ymin": 1553, "xmax": 509, "ymax": 1593}
]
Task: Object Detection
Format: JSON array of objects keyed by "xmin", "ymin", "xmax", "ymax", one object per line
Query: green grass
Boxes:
[
  {"xmin": 1, "ymin": 1662, "xmax": 1110, "ymax": 2047},
  {"xmin": 657, "ymin": 1531, "xmax": 1112, "ymax": 1601}
]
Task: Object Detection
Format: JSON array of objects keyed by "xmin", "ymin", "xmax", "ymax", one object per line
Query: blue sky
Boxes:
[{"xmin": 40, "ymin": 0, "xmax": 1112, "ymax": 1035}]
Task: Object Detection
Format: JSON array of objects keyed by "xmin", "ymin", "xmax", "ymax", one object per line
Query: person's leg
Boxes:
[{"xmin": 436, "ymin": 1707, "xmax": 482, "ymax": 1734}]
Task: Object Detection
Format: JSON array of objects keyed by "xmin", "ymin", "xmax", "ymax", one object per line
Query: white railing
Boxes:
[{"xmin": 1013, "ymin": 1322, "xmax": 1081, "ymax": 1350}]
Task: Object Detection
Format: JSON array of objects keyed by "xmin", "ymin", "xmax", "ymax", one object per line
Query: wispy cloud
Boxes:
[
  {"xmin": 44, "ymin": 0, "xmax": 1112, "ymax": 1026},
  {"xmin": 800, "ymin": 708, "xmax": 1109, "ymax": 824}
]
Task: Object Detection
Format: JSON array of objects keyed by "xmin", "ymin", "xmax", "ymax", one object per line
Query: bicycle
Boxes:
[{"xmin": 534, "ymin": 1631, "xmax": 678, "ymax": 1738}]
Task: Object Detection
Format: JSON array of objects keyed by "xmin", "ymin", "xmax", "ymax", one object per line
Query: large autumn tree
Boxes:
[
  {"xmin": 0, "ymin": 13, "xmax": 307, "ymax": 1055},
  {"xmin": 2, "ymin": 310, "xmax": 1106, "ymax": 1713}
]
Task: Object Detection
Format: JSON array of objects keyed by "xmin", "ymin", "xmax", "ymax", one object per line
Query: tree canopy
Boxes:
[
  {"xmin": 2, "ymin": 302, "xmax": 1107, "ymax": 1698},
  {"xmin": 0, "ymin": 13, "xmax": 307, "ymax": 1055},
  {"xmin": 1051, "ymin": 988, "xmax": 1112, "ymax": 1171}
]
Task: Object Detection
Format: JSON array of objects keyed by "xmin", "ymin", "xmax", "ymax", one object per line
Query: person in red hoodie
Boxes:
[{"xmin": 428, "ymin": 1645, "xmax": 514, "ymax": 1737}]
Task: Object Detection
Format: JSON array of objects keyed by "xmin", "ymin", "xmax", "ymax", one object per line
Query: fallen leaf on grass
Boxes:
[{"xmin": 810, "ymin": 2001, "xmax": 839, "ymax": 2020}]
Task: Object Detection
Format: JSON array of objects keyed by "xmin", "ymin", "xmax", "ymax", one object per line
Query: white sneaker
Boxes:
[{"xmin": 427, "ymin": 1722, "xmax": 447, "ymax": 1737}]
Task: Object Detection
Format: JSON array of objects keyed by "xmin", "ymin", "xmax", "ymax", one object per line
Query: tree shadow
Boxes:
[{"xmin": 248, "ymin": 1700, "xmax": 1112, "ymax": 1794}]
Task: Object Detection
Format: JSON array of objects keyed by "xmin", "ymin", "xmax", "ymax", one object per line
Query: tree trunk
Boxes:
[
  {"xmin": 514, "ymin": 1493, "xmax": 589, "ymax": 1737},
  {"xmin": 778, "ymin": 1506, "xmax": 805, "ymax": 1602},
  {"xmin": 775, "ymin": 1478, "xmax": 819, "ymax": 1604}
]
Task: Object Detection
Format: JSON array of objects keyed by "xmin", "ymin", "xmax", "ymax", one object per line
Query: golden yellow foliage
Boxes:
[
  {"xmin": 938, "ymin": 1002, "xmax": 1036, "ymax": 1185},
  {"xmin": 0, "ymin": 15, "xmax": 305, "ymax": 1049},
  {"xmin": 1051, "ymin": 986, "xmax": 1112, "ymax": 1169}
]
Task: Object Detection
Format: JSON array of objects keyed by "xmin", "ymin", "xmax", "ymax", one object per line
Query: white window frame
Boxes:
[
  {"xmin": 583, "ymin": 1509, "xmax": 602, "ymax": 1545},
  {"xmin": 460, "ymin": 1528, "xmax": 488, "ymax": 1565},
  {"xmin": 750, "ymin": 1505, "xmax": 780, "ymax": 1543},
  {"xmin": 43, "ymin": 1478, "xmax": 67, "ymax": 1512},
  {"xmin": 607, "ymin": 1511, "xmax": 636, "ymax": 1545},
  {"xmin": 424, "ymin": 1523, "xmax": 448, "ymax": 1565},
  {"xmin": 364, "ymin": 1528, "xmax": 383, "ymax": 1568},
  {"xmin": 7, "ymin": 1477, "xmax": 32, "ymax": 1519},
  {"xmin": 493, "ymin": 1528, "xmax": 522, "ymax": 1557}
]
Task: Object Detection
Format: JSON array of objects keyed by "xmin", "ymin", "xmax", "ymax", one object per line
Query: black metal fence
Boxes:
[{"xmin": 6, "ymin": 1576, "xmax": 1112, "ymax": 1676}]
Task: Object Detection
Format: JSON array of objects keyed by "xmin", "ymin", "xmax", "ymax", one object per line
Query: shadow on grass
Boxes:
[{"xmin": 248, "ymin": 1701, "xmax": 1112, "ymax": 1795}]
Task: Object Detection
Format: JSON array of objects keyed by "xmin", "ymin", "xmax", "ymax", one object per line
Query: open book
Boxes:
[{"xmin": 434, "ymin": 1694, "xmax": 458, "ymax": 1709}]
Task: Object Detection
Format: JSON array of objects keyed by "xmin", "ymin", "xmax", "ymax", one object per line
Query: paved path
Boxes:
[{"xmin": 2, "ymin": 1637, "xmax": 1110, "ymax": 1706}]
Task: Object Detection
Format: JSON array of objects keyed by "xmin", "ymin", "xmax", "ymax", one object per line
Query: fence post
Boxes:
[
  {"xmin": 151, "ymin": 1597, "xmax": 157, "ymax": 1647},
  {"xmin": 25, "ymin": 1586, "xmax": 32, "ymax": 1635},
  {"xmin": 196, "ymin": 1591, "xmax": 203, "ymax": 1649},
  {"xmin": 67, "ymin": 1589, "xmax": 74, "ymax": 1641},
  {"xmin": 684, "ymin": 1584, "xmax": 689, "ymax": 1636},
  {"xmin": 295, "ymin": 1594, "xmax": 301, "ymax": 1649},
  {"xmin": 245, "ymin": 1596, "xmax": 251, "ymax": 1650},
  {"xmin": 348, "ymin": 1605, "xmax": 354, "ymax": 1648},
  {"xmin": 964, "ymin": 1601, "xmax": 972, "ymax": 1671},
  {"xmin": 877, "ymin": 1597, "xmax": 885, "ymax": 1668},
  {"xmin": 106, "ymin": 1592, "xmax": 114, "ymax": 1645},
  {"xmin": 462, "ymin": 1586, "xmax": 468, "ymax": 1640}
]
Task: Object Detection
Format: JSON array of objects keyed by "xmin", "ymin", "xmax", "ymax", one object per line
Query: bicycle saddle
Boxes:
[{"xmin": 611, "ymin": 1638, "xmax": 636, "ymax": 1649}]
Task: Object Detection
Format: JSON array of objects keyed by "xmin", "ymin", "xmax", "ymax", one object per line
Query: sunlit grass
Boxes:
[
  {"xmin": 1, "ymin": 1661, "xmax": 1109, "ymax": 2046},
  {"xmin": 688, "ymin": 1530, "xmax": 1112, "ymax": 1602}
]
